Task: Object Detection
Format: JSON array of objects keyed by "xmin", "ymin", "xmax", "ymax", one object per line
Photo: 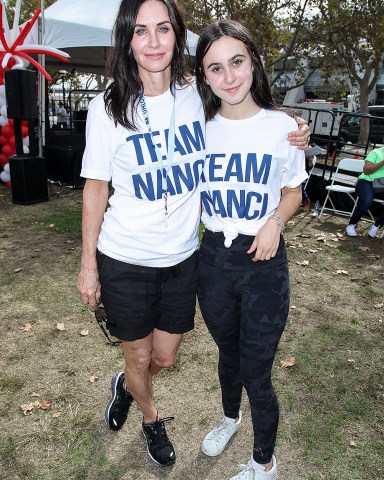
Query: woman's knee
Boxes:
[
  {"xmin": 122, "ymin": 340, "xmax": 153, "ymax": 374},
  {"xmin": 151, "ymin": 351, "xmax": 176, "ymax": 369}
]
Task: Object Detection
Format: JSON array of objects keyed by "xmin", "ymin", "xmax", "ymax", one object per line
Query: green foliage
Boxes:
[{"xmin": 4, "ymin": 0, "xmax": 56, "ymax": 26}]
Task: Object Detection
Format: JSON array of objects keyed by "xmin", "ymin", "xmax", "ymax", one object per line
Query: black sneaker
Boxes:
[
  {"xmin": 104, "ymin": 372, "xmax": 134, "ymax": 431},
  {"xmin": 142, "ymin": 416, "xmax": 176, "ymax": 467}
]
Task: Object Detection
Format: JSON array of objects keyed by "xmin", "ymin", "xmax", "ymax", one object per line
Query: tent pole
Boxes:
[{"xmin": 38, "ymin": 0, "xmax": 45, "ymax": 157}]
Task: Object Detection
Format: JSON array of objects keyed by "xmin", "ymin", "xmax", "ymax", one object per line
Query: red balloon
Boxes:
[
  {"xmin": 0, "ymin": 135, "xmax": 8, "ymax": 145},
  {"xmin": 8, "ymin": 119, "xmax": 14, "ymax": 127},
  {"xmin": 2, "ymin": 144, "xmax": 13, "ymax": 157},
  {"xmin": 21, "ymin": 120, "xmax": 28, "ymax": 127},
  {"xmin": 1, "ymin": 125, "xmax": 13, "ymax": 138},
  {"xmin": 0, "ymin": 154, "xmax": 7, "ymax": 166},
  {"xmin": 9, "ymin": 136, "xmax": 15, "ymax": 148},
  {"xmin": 21, "ymin": 126, "xmax": 29, "ymax": 138},
  {"xmin": 6, "ymin": 181, "xmax": 11, "ymax": 187}
]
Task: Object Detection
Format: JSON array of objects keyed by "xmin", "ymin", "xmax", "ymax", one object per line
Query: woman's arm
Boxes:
[
  {"xmin": 247, "ymin": 185, "xmax": 302, "ymax": 262},
  {"xmin": 77, "ymin": 179, "xmax": 109, "ymax": 308}
]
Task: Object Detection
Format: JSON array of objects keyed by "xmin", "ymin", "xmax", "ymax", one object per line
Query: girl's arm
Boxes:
[{"xmin": 247, "ymin": 185, "xmax": 302, "ymax": 262}]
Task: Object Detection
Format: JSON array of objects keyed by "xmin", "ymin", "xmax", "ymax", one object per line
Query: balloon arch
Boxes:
[{"xmin": 0, "ymin": 0, "xmax": 69, "ymax": 185}]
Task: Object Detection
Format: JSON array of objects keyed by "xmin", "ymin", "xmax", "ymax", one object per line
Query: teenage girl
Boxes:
[{"xmin": 196, "ymin": 20, "xmax": 307, "ymax": 480}]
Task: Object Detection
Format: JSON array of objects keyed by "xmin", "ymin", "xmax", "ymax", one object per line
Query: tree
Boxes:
[
  {"xmin": 4, "ymin": 0, "xmax": 56, "ymax": 25},
  {"xmin": 312, "ymin": 0, "xmax": 384, "ymax": 142},
  {"xmin": 180, "ymin": 0, "xmax": 324, "ymax": 100}
]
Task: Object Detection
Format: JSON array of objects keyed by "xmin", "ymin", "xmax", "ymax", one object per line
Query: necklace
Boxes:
[{"xmin": 139, "ymin": 87, "xmax": 176, "ymax": 224}]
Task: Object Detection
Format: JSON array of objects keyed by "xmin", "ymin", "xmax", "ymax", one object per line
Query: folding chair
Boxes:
[{"xmin": 318, "ymin": 158, "xmax": 365, "ymax": 219}]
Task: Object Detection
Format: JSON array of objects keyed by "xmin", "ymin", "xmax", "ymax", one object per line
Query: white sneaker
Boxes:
[
  {"xmin": 368, "ymin": 224, "xmax": 380, "ymax": 238},
  {"xmin": 346, "ymin": 224, "xmax": 358, "ymax": 237},
  {"xmin": 201, "ymin": 410, "xmax": 242, "ymax": 456},
  {"xmin": 230, "ymin": 456, "xmax": 277, "ymax": 480}
]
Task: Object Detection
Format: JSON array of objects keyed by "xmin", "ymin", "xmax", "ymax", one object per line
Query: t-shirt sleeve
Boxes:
[
  {"xmin": 80, "ymin": 96, "xmax": 114, "ymax": 181},
  {"xmin": 281, "ymin": 133, "xmax": 308, "ymax": 189},
  {"xmin": 365, "ymin": 149, "xmax": 379, "ymax": 165}
]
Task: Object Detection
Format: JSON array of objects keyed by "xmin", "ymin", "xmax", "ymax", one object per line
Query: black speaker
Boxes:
[
  {"xmin": 9, "ymin": 156, "xmax": 48, "ymax": 205},
  {"xmin": 5, "ymin": 70, "xmax": 38, "ymax": 119}
]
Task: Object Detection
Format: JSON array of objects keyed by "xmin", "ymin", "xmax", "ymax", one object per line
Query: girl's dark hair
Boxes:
[
  {"xmin": 104, "ymin": 0, "xmax": 189, "ymax": 129},
  {"xmin": 195, "ymin": 19, "xmax": 276, "ymax": 121}
]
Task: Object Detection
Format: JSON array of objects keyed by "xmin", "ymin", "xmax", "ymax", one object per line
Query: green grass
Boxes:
[
  {"xmin": 0, "ymin": 375, "xmax": 24, "ymax": 392},
  {"xmin": 1, "ymin": 187, "xmax": 383, "ymax": 480},
  {"xmin": 281, "ymin": 317, "xmax": 383, "ymax": 478},
  {"xmin": 36, "ymin": 206, "xmax": 82, "ymax": 234}
]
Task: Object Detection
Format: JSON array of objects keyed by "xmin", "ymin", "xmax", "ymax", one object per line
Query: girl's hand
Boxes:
[{"xmin": 247, "ymin": 218, "xmax": 282, "ymax": 262}]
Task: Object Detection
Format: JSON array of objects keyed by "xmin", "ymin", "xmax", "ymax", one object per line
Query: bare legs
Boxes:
[{"xmin": 121, "ymin": 329, "xmax": 183, "ymax": 423}]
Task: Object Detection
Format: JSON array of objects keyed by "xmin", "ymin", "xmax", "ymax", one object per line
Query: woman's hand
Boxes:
[
  {"xmin": 247, "ymin": 218, "xmax": 282, "ymax": 262},
  {"xmin": 77, "ymin": 259, "xmax": 101, "ymax": 309},
  {"xmin": 288, "ymin": 117, "xmax": 310, "ymax": 149}
]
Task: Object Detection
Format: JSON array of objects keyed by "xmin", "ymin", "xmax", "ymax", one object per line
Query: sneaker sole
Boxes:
[
  {"xmin": 142, "ymin": 429, "xmax": 176, "ymax": 467},
  {"xmin": 104, "ymin": 372, "xmax": 123, "ymax": 430}
]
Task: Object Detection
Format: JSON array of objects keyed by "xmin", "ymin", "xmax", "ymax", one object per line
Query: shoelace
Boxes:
[
  {"xmin": 210, "ymin": 418, "xmax": 234, "ymax": 442},
  {"xmin": 235, "ymin": 461, "xmax": 254, "ymax": 478},
  {"xmin": 145, "ymin": 416, "xmax": 174, "ymax": 445}
]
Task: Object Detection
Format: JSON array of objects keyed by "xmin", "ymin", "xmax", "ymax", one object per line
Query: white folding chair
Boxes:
[{"xmin": 319, "ymin": 158, "xmax": 365, "ymax": 219}]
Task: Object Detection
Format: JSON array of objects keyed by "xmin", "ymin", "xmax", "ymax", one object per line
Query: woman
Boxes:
[
  {"xmin": 346, "ymin": 146, "xmax": 384, "ymax": 238},
  {"xmin": 195, "ymin": 20, "xmax": 307, "ymax": 479},
  {"xmin": 77, "ymin": 0, "xmax": 309, "ymax": 468}
]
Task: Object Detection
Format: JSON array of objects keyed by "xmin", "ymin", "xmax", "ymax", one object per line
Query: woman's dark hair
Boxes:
[
  {"xmin": 104, "ymin": 0, "xmax": 189, "ymax": 129},
  {"xmin": 195, "ymin": 20, "xmax": 276, "ymax": 121}
]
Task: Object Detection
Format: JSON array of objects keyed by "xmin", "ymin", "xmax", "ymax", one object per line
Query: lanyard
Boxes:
[{"xmin": 139, "ymin": 88, "xmax": 176, "ymax": 221}]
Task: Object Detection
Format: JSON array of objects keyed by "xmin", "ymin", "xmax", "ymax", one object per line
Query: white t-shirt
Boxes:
[
  {"xmin": 201, "ymin": 109, "xmax": 307, "ymax": 237},
  {"xmin": 81, "ymin": 82, "xmax": 205, "ymax": 267}
]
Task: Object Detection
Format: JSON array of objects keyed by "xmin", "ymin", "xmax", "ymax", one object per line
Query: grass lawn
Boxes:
[{"xmin": 0, "ymin": 184, "xmax": 383, "ymax": 480}]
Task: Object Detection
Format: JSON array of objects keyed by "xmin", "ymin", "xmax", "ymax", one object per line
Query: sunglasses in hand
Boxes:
[{"xmin": 94, "ymin": 301, "xmax": 121, "ymax": 346}]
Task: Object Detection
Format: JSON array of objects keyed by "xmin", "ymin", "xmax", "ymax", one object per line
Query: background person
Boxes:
[
  {"xmin": 195, "ymin": 20, "xmax": 307, "ymax": 480},
  {"xmin": 65, "ymin": 106, "xmax": 72, "ymax": 128},
  {"xmin": 346, "ymin": 146, "xmax": 384, "ymax": 238},
  {"xmin": 56, "ymin": 101, "xmax": 67, "ymax": 128},
  {"xmin": 77, "ymin": 0, "xmax": 310, "ymax": 469}
]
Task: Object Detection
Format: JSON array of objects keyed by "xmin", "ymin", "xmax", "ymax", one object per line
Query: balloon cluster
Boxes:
[{"xmin": 0, "ymin": 0, "xmax": 70, "ymax": 186}]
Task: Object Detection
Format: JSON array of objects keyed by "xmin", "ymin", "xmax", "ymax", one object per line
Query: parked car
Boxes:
[{"xmin": 339, "ymin": 106, "xmax": 384, "ymax": 144}]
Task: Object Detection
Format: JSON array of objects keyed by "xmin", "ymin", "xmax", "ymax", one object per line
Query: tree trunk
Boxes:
[{"xmin": 358, "ymin": 84, "xmax": 370, "ymax": 145}]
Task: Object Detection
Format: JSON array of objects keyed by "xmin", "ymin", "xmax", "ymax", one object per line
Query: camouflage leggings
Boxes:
[{"xmin": 198, "ymin": 230, "xmax": 289, "ymax": 464}]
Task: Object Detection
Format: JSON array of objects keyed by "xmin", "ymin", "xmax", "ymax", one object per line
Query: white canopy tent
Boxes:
[{"xmin": 36, "ymin": 0, "xmax": 199, "ymax": 74}]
